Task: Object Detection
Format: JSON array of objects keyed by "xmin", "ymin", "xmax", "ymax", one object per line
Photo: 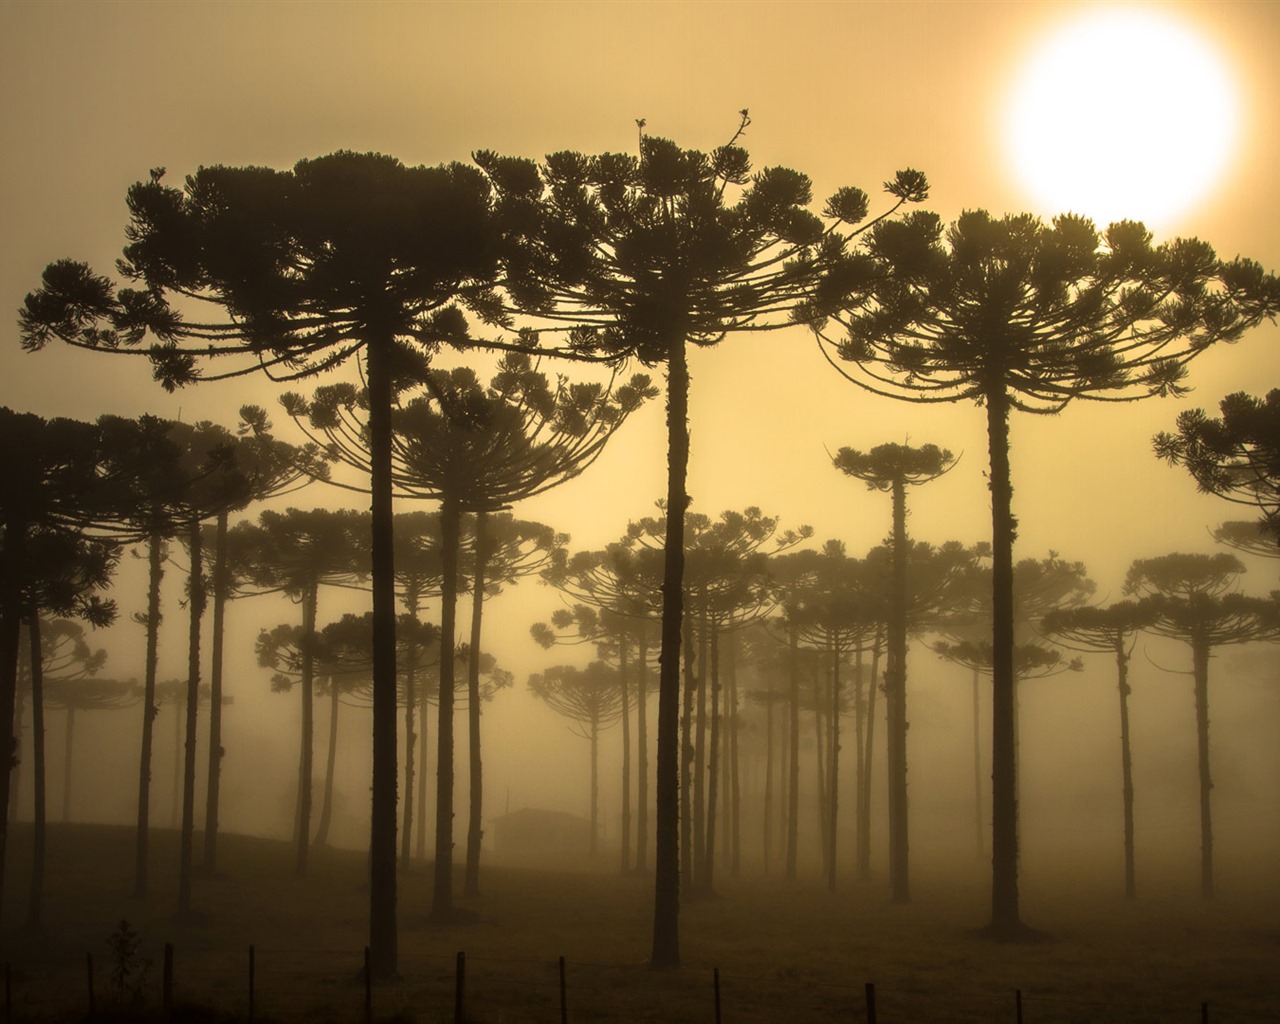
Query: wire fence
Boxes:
[{"xmin": 5, "ymin": 944, "xmax": 1280, "ymax": 1023}]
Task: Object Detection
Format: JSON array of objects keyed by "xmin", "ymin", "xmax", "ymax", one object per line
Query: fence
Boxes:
[{"xmin": 5, "ymin": 945, "xmax": 1280, "ymax": 1023}]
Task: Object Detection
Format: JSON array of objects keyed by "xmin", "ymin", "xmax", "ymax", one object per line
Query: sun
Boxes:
[{"xmin": 1003, "ymin": 7, "xmax": 1240, "ymax": 231}]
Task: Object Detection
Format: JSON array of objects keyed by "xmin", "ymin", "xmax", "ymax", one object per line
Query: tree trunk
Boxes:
[
  {"xmin": 135, "ymin": 530, "xmax": 164, "ymax": 900},
  {"xmin": 985, "ymin": 385, "xmax": 1023, "ymax": 937},
  {"xmin": 400, "ymin": 594, "xmax": 419, "ymax": 867},
  {"xmin": 62, "ymin": 704, "xmax": 75, "ymax": 823},
  {"xmin": 887, "ymin": 477, "xmax": 911, "ymax": 903},
  {"xmin": 25, "ymin": 612, "xmax": 46, "ymax": 931},
  {"xmin": 680, "ymin": 612, "xmax": 695, "ymax": 894},
  {"xmin": 692, "ymin": 611, "xmax": 708, "ymax": 891},
  {"xmin": 727, "ymin": 633, "xmax": 741, "ymax": 878},
  {"xmin": 465, "ymin": 511, "xmax": 489, "ymax": 897},
  {"xmin": 430, "ymin": 498, "xmax": 461, "ymax": 922},
  {"xmin": 813, "ymin": 658, "xmax": 829, "ymax": 877},
  {"xmin": 635, "ymin": 625, "xmax": 649, "ymax": 873},
  {"xmin": 763, "ymin": 687, "xmax": 775, "ymax": 875},
  {"xmin": 972, "ymin": 666, "xmax": 984, "ymax": 859},
  {"xmin": 0, "ymin": 531, "xmax": 24, "ymax": 925},
  {"xmin": 177, "ymin": 518, "xmax": 204, "ymax": 918},
  {"xmin": 861, "ymin": 632, "xmax": 881, "ymax": 882},
  {"xmin": 314, "ymin": 678, "xmax": 340, "ymax": 846},
  {"xmin": 202, "ymin": 509, "xmax": 229, "ymax": 874},
  {"xmin": 589, "ymin": 716, "xmax": 600, "ymax": 856},
  {"xmin": 1115, "ymin": 636, "xmax": 1136, "ymax": 899},
  {"xmin": 1192, "ymin": 634, "xmax": 1213, "ymax": 899},
  {"xmin": 785, "ymin": 623, "xmax": 800, "ymax": 881},
  {"xmin": 366, "ymin": 328, "xmax": 399, "ymax": 978},
  {"xmin": 619, "ymin": 634, "xmax": 632, "ymax": 875},
  {"xmin": 295, "ymin": 580, "xmax": 317, "ymax": 877},
  {"xmin": 650, "ymin": 334, "xmax": 688, "ymax": 969},
  {"xmin": 416, "ymin": 676, "xmax": 430, "ymax": 861},
  {"xmin": 703, "ymin": 626, "xmax": 721, "ymax": 895},
  {"xmin": 827, "ymin": 638, "xmax": 840, "ymax": 894}
]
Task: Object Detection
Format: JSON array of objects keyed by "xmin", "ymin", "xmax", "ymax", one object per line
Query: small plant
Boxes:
[{"xmin": 106, "ymin": 919, "xmax": 151, "ymax": 1007}]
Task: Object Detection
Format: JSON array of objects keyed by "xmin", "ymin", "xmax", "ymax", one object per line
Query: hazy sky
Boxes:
[{"xmin": 2, "ymin": 2, "xmax": 1278, "ymax": 827}]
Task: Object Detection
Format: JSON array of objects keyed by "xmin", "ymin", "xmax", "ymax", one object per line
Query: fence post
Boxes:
[
  {"xmin": 714, "ymin": 967, "xmax": 722, "ymax": 1024},
  {"xmin": 865, "ymin": 981, "xmax": 876, "ymax": 1024},
  {"xmin": 248, "ymin": 945, "xmax": 256, "ymax": 1022},
  {"xmin": 162, "ymin": 943, "xmax": 173, "ymax": 1021},
  {"xmin": 1015, "ymin": 988, "xmax": 1023, "ymax": 1024},
  {"xmin": 364, "ymin": 947, "xmax": 372, "ymax": 1024},
  {"xmin": 86, "ymin": 952, "xmax": 95, "ymax": 1016},
  {"xmin": 455, "ymin": 952, "xmax": 466, "ymax": 1024},
  {"xmin": 559, "ymin": 956, "xmax": 568, "ymax": 1024}
]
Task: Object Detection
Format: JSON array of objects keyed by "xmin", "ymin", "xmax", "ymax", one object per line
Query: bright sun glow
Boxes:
[{"xmin": 1004, "ymin": 8, "xmax": 1240, "ymax": 230}]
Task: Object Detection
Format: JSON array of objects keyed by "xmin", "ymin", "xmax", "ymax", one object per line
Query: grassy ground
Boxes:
[{"xmin": 1, "ymin": 823, "xmax": 1277, "ymax": 1022}]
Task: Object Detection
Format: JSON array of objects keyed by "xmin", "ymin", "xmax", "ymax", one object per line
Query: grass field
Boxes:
[{"xmin": 0, "ymin": 823, "xmax": 1277, "ymax": 1022}]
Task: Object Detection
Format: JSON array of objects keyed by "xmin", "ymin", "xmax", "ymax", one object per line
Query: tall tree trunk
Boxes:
[
  {"xmin": 135, "ymin": 530, "xmax": 164, "ymax": 900},
  {"xmin": 465, "ymin": 511, "xmax": 490, "ymax": 897},
  {"xmin": 25, "ymin": 612, "xmax": 46, "ymax": 931},
  {"xmin": 171, "ymin": 691, "xmax": 181, "ymax": 829},
  {"xmin": 813, "ymin": 659, "xmax": 829, "ymax": 877},
  {"xmin": 692, "ymin": 612, "xmax": 708, "ymax": 891},
  {"xmin": 887, "ymin": 477, "xmax": 911, "ymax": 903},
  {"xmin": 0, "ymin": 530, "xmax": 25, "ymax": 925},
  {"xmin": 985, "ymin": 385, "xmax": 1023, "ymax": 937},
  {"xmin": 314, "ymin": 678, "xmax": 340, "ymax": 846},
  {"xmin": 727, "ymin": 633, "xmax": 741, "ymax": 878},
  {"xmin": 854, "ymin": 641, "xmax": 869, "ymax": 881},
  {"xmin": 763, "ymin": 687, "xmax": 775, "ymax": 875},
  {"xmin": 177, "ymin": 518, "xmax": 204, "ymax": 918},
  {"xmin": 972, "ymin": 666, "xmax": 984, "ymax": 859},
  {"xmin": 650, "ymin": 334, "xmax": 688, "ymax": 969},
  {"xmin": 618, "ymin": 634, "xmax": 632, "ymax": 875},
  {"xmin": 62, "ymin": 704, "xmax": 75, "ymax": 823},
  {"xmin": 203, "ymin": 509, "xmax": 229, "ymax": 874},
  {"xmin": 1192, "ymin": 634, "xmax": 1213, "ymax": 899},
  {"xmin": 703, "ymin": 626, "xmax": 721, "ymax": 895},
  {"xmin": 400, "ymin": 594, "xmax": 419, "ymax": 867},
  {"xmin": 295, "ymin": 580, "xmax": 317, "ymax": 877},
  {"xmin": 861, "ymin": 632, "xmax": 882, "ymax": 882},
  {"xmin": 416, "ymin": 681, "xmax": 430, "ymax": 861},
  {"xmin": 366, "ymin": 328, "xmax": 399, "ymax": 979},
  {"xmin": 635, "ymin": 625, "xmax": 649, "ymax": 873},
  {"xmin": 827, "ymin": 639, "xmax": 840, "ymax": 893},
  {"xmin": 430, "ymin": 498, "xmax": 461, "ymax": 922},
  {"xmin": 1115, "ymin": 636, "xmax": 1136, "ymax": 899},
  {"xmin": 785, "ymin": 623, "xmax": 800, "ymax": 881},
  {"xmin": 679, "ymin": 612, "xmax": 695, "ymax": 894},
  {"xmin": 589, "ymin": 716, "xmax": 600, "ymax": 856}
]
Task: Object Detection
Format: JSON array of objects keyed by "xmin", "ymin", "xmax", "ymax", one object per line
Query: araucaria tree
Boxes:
[
  {"xmin": 818, "ymin": 209, "xmax": 1279, "ymax": 938},
  {"xmin": 834, "ymin": 442, "xmax": 955, "ymax": 903},
  {"xmin": 1041, "ymin": 601, "xmax": 1154, "ymax": 899},
  {"xmin": 1123, "ymin": 553, "xmax": 1280, "ymax": 898},
  {"xmin": 480, "ymin": 116, "xmax": 928, "ymax": 966},
  {"xmin": 21, "ymin": 152, "xmax": 518, "ymax": 976},
  {"xmin": 1155, "ymin": 389, "xmax": 1280, "ymax": 543}
]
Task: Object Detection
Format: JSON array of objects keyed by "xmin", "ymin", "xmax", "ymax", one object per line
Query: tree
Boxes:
[
  {"xmin": 1123, "ymin": 552, "xmax": 1280, "ymax": 898},
  {"xmin": 480, "ymin": 118, "xmax": 928, "ymax": 965},
  {"xmin": 817, "ymin": 209, "xmax": 1278, "ymax": 937},
  {"xmin": 834, "ymin": 442, "xmax": 955, "ymax": 902},
  {"xmin": 285, "ymin": 355, "xmax": 649, "ymax": 915},
  {"xmin": 529, "ymin": 661, "xmax": 625, "ymax": 855},
  {"xmin": 1155, "ymin": 390, "xmax": 1280, "ymax": 544},
  {"xmin": 1040, "ymin": 600, "xmax": 1154, "ymax": 898},
  {"xmin": 248, "ymin": 508, "xmax": 369, "ymax": 875},
  {"xmin": 21, "ymin": 151, "xmax": 523, "ymax": 976}
]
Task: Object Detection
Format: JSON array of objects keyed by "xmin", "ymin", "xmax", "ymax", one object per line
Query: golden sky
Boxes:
[{"xmin": 2, "ymin": 0, "xmax": 1278, "ymax": 647}]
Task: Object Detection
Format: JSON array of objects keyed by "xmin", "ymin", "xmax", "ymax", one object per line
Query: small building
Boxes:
[{"xmin": 490, "ymin": 807, "xmax": 593, "ymax": 862}]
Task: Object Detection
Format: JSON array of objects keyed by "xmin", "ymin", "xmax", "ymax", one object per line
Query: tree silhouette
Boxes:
[
  {"xmin": 528, "ymin": 661, "xmax": 625, "ymax": 856},
  {"xmin": 1212, "ymin": 519, "xmax": 1280, "ymax": 561},
  {"xmin": 1155, "ymin": 390, "xmax": 1280, "ymax": 544},
  {"xmin": 1040, "ymin": 600, "xmax": 1154, "ymax": 898},
  {"xmin": 481, "ymin": 117, "xmax": 929, "ymax": 965},
  {"xmin": 248, "ymin": 508, "xmax": 369, "ymax": 875},
  {"xmin": 1123, "ymin": 552, "xmax": 1280, "ymax": 897},
  {"xmin": 834, "ymin": 442, "xmax": 955, "ymax": 902},
  {"xmin": 285, "ymin": 354, "xmax": 649, "ymax": 915},
  {"xmin": 21, "ymin": 151, "xmax": 525, "ymax": 975},
  {"xmin": 817, "ymin": 209, "xmax": 1277, "ymax": 937}
]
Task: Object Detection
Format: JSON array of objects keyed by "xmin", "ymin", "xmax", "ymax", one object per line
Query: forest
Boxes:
[{"xmin": 2, "ymin": 123, "xmax": 1279, "ymax": 1020}]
